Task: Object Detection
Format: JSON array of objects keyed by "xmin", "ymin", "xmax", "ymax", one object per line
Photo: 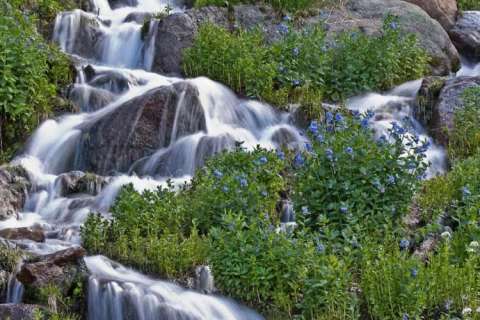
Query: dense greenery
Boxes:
[
  {"xmin": 81, "ymin": 110, "xmax": 480, "ymax": 319},
  {"xmin": 448, "ymin": 87, "xmax": 480, "ymax": 162},
  {"xmin": 0, "ymin": 0, "xmax": 73, "ymax": 160},
  {"xmin": 193, "ymin": 0, "xmax": 320, "ymax": 13},
  {"xmin": 458, "ymin": 0, "xmax": 480, "ymax": 11},
  {"xmin": 183, "ymin": 16, "xmax": 429, "ymax": 107}
]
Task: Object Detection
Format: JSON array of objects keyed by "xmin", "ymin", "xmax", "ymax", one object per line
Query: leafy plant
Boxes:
[
  {"xmin": 458, "ymin": 0, "xmax": 480, "ymax": 11},
  {"xmin": 293, "ymin": 111, "xmax": 428, "ymax": 246},
  {"xmin": 449, "ymin": 87, "xmax": 480, "ymax": 162}
]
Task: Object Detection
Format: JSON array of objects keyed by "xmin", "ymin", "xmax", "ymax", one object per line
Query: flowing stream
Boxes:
[{"xmin": 0, "ymin": 0, "xmax": 457, "ymax": 318}]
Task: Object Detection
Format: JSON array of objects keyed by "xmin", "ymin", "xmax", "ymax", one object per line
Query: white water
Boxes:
[{"xmin": 0, "ymin": 0, "xmax": 454, "ymax": 318}]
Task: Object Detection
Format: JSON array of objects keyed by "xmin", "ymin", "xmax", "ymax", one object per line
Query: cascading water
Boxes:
[{"xmin": 0, "ymin": 0, "xmax": 455, "ymax": 318}]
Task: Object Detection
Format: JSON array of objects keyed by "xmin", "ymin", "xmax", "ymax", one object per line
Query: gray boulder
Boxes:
[
  {"xmin": 416, "ymin": 76, "xmax": 480, "ymax": 145},
  {"xmin": 403, "ymin": 0, "xmax": 458, "ymax": 31},
  {"xmin": 0, "ymin": 304, "xmax": 46, "ymax": 320},
  {"xmin": 77, "ymin": 81, "xmax": 207, "ymax": 175},
  {"xmin": 0, "ymin": 226, "xmax": 45, "ymax": 243},
  {"xmin": 450, "ymin": 11, "xmax": 480, "ymax": 60},
  {"xmin": 0, "ymin": 165, "xmax": 31, "ymax": 221},
  {"xmin": 55, "ymin": 171, "xmax": 110, "ymax": 196}
]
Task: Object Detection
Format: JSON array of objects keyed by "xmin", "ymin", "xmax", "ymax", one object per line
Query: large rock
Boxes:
[
  {"xmin": 77, "ymin": 81, "xmax": 207, "ymax": 175},
  {"xmin": 403, "ymin": 0, "xmax": 458, "ymax": 31},
  {"xmin": 17, "ymin": 247, "xmax": 87, "ymax": 304},
  {"xmin": 337, "ymin": 0, "xmax": 460, "ymax": 75},
  {"xmin": 450, "ymin": 11, "xmax": 480, "ymax": 60},
  {"xmin": 0, "ymin": 165, "xmax": 31, "ymax": 221},
  {"xmin": 68, "ymin": 85, "xmax": 116, "ymax": 112},
  {"xmin": 55, "ymin": 171, "xmax": 110, "ymax": 196},
  {"xmin": 0, "ymin": 304, "xmax": 46, "ymax": 320},
  {"xmin": 0, "ymin": 226, "xmax": 45, "ymax": 243},
  {"xmin": 415, "ymin": 76, "xmax": 480, "ymax": 145}
]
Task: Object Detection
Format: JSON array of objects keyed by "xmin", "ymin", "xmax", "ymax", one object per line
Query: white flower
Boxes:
[
  {"xmin": 440, "ymin": 231, "xmax": 451, "ymax": 239},
  {"xmin": 469, "ymin": 241, "xmax": 479, "ymax": 248},
  {"xmin": 476, "ymin": 306, "xmax": 480, "ymax": 313},
  {"xmin": 462, "ymin": 307, "xmax": 472, "ymax": 315}
]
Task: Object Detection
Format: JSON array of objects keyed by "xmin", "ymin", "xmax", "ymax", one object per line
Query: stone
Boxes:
[
  {"xmin": 194, "ymin": 265, "xmax": 214, "ymax": 294},
  {"xmin": 0, "ymin": 226, "xmax": 45, "ymax": 243},
  {"xmin": 416, "ymin": 76, "xmax": 480, "ymax": 145},
  {"xmin": 403, "ymin": 0, "xmax": 458, "ymax": 31},
  {"xmin": 55, "ymin": 171, "xmax": 110, "ymax": 196},
  {"xmin": 450, "ymin": 11, "xmax": 480, "ymax": 60},
  {"xmin": 68, "ymin": 85, "xmax": 116, "ymax": 112},
  {"xmin": 0, "ymin": 165, "xmax": 31, "ymax": 221},
  {"xmin": 77, "ymin": 81, "xmax": 207, "ymax": 175}
]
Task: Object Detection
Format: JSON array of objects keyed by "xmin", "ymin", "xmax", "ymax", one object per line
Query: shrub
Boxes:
[
  {"xmin": 193, "ymin": 0, "xmax": 317, "ymax": 13},
  {"xmin": 0, "ymin": 0, "xmax": 73, "ymax": 160},
  {"xmin": 448, "ymin": 87, "xmax": 480, "ymax": 162},
  {"xmin": 361, "ymin": 239, "xmax": 480, "ymax": 319},
  {"xmin": 187, "ymin": 147, "xmax": 287, "ymax": 233},
  {"xmin": 81, "ymin": 185, "xmax": 209, "ymax": 279},
  {"xmin": 184, "ymin": 17, "xmax": 429, "ymax": 107},
  {"xmin": 458, "ymin": 0, "xmax": 480, "ymax": 10},
  {"xmin": 293, "ymin": 111, "xmax": 428, "ymax": 245},
  {"xmin": 208, "ymin": 213, "xmax": 357, "ymax": 319}
]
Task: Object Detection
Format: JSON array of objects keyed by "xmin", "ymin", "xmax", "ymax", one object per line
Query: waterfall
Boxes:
[{"xmin": 0, "ymin": 0, "xmax": 452, "ymax": 318}]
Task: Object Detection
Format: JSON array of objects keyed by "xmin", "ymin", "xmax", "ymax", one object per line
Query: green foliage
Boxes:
[
  {"xmin": 0, "ymin": 242, "xmax": 21, "ymax": 273},
  {"xmin": 183, "ymin": 17, "xmax": 429, "ymax": 108},
  {"xmin": 209, "ymin": 213, "xmax": 357, "ymax": 319},
  {"xmin": 458, "ymin": 0, "xmax": 480, "ymax": 11},
  {"xmin": 188, "ymin": 147, "xmax": 287, "ymax": 233},
  {"xmin": 0, "ymin": 0, "xmax": 73, "ymax": 159},
  {"xmin": 293, "ymin": 112, "xmax": 427, "ymax": 246},
  {"xmin": 81, "ymin": 185, "xmax": 209, "ymax": 279},
  {"xmin": 32, "ymin": 283, "xmax": 82, "ymax": 320},
  {"xmin": 193, "ymin": 0, "xmax": 317, "ymax": 13},
  {"xmin": 449, "ymin": 87, "xmax": 480, "ymax": 161},
  {"xmin": 361, "ymin": 239, "xmax": 480, "ymax": 320}
]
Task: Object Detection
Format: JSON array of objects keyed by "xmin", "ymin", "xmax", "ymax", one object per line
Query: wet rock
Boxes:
[
  {"xmin": 108, "ymin": 0, "xmax": 137, "ymax": 10},
  {"xmin": 55, "ymin": 171, "xmax": 110, "ymax": 196},
  {"xmin": 54, "ymin": 11, "xmax": 104, "ymax": 60},
  {"xmin": 87, "ymin": 67, "xmax": 144, "ymax": 94},
  {"xmin": 416, "ymin": 76, "xmax": 480, "ymax": 145},
  {"xmin": 150, "ymin": 13, "xmax": 198, "ymax": 75},
  {"xmin": 0, "ymin": 165, "xmax": 31, "ymax": 221},
  {"xmin": 403, "ymin": 0, "xmax": 458, "ymax": 31},
  {"xmin": 450, "ymin": 11, "xmax": 480, "ymax": 60},
  {"xmin": 68, "ymin": 85, "xmax": 115, "ymax": 112},
  {"xmin": 194, "ymin": 266, "xmax": 214, "ymax": 294},
  {"xmin": 17, "ymin": 247, "xmax": 87, "ymax": 304},
  {"xmin": 0, "ymin": 304, "xmax": 46, "ymax": 320},
  {"xmin": 78, "ymin": 81, "xmax": 207, "ymax": 175},
  {"xmin": 124, "ymin": 12, "xmax": 153, "ymax": 24},
  {"xmin": 0, "ymin": 226, "xmax": 45, "ymax": 243}
]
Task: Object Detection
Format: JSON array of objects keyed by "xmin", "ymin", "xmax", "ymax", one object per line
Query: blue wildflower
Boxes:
[
  {"xmin": 391, "ymin": 122, "xmax": 406, "ymax": 135},
  {"xmin": 292, "ymin": 47, "xmax": 300, "ymax": 57},
  {"xmin": 345, "ymin": 146, "xmax": 353, "ymax": 156},
  {"xmin": 240, "ymin": 178, "xmax": 248, "ymax": 188},
  {"xmin": 407, "ymin": 162, "xmax": 416, "ymax": 170},
  {"xmin": 277, "ymin": 23, "xmax": 289, "ymax": 35},
  {"xmin": 292, "ymin": 79, "xmax": 301, "ymax": 87},
  {"xmin": 316, "ymin": 134, "xmax": 325, "ymax": 143},
  {"xmin": 352, "ymin": 110, "xmax": 361, "ymax": 119},
  {"xmin": 222, "ymin": 185, "xmax": 229, "ymax": 193},
  {"xmin": 283, "ymin": 15, "xmax": 292, "ymax": 22},
  {"xmin": 399, "ymin": 239, "xmax": 410, "ymax": 250},
  {"xmin": 365, "ymin": 110, "xmax": 375, "ymax": 119},
  {"xmin": 316, "ymin": 243, "xmax": 325, "ymax": 253},
  {"xmin": 335, "ymin": 113, "xmax": 344, "ymax": 123},
  {"xmin": 259, "ymin": 156, "xmax": 268, "ymax": 165},
  {"xmin": 387, "ymin": 175, "xmax": 396, "ymax": 185},
  {"xmin": 294, "ymin": 152, "xmax": 305, "ymax": 167},
  {"xmin": 278, "ymin": 65, "xmax": 286, "ymax": 73},
  {"xmin": 402, "ymin": 314, "xmax": 409, "ymax": 320},
  {"xmin": 325, "ymin": 111, "xmax": 334, "ymax": 124},
  {"xmin": 340, "ymin": 206, "xmax": 348, "ymax": 213},
  {"xmin": 325, "ymin": 148, "xmax": 334, "ymax": 161},
  {"xmin": 308, "ymin": 121, "xmax": 319, "ymax": 134},
  {"xmin": 213, "ymin": 169, "xmax": 223, "ymax": 179},
  {"xmin": 276, "ymin": 150, "xmax": 285, "ymax": 160},
  {"xmin": 261, "ymin": 190, "xmax": 268, "ymax": 197},
  {"xmin": 410, "ymin": 268, "xmax": 418, "ymax": 278},
  {"xmin": 360, "ymin": 118, "xmax": 369, "ymax": 128},
  {"xmin": 305, "ymin": 143, "xmax": 313, "ymax": 152},
  {"xmin": 390, "ymin": 21, "xmax": 398, "ymax": 30}
]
